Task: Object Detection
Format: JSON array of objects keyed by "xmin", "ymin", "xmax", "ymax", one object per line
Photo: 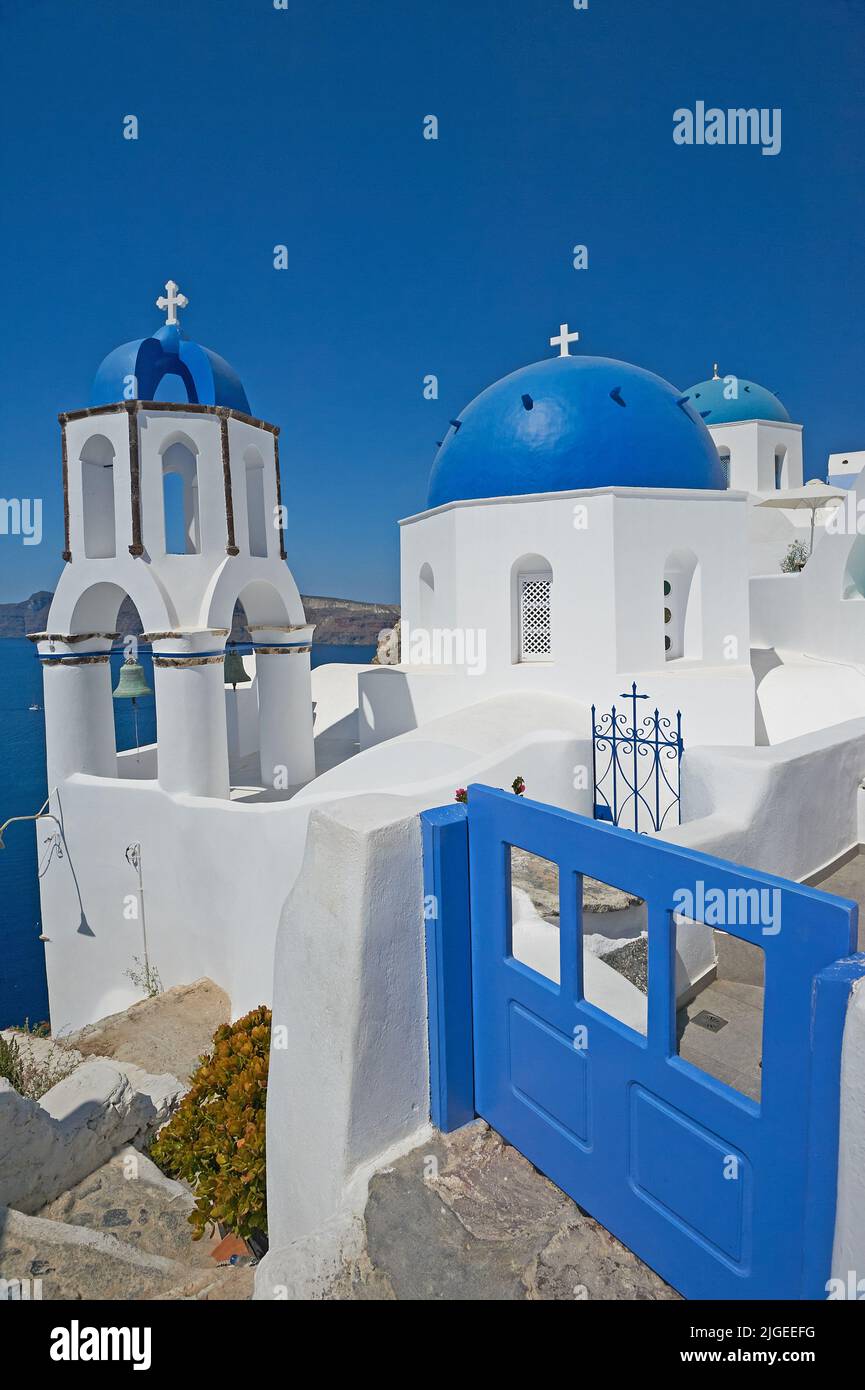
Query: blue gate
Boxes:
[
  {"xmin": 592, "ymin": 683, "xmax": 683, "ymax": 832},
  {"xmin": 421, "ymin": 785, "xmax": 864, "ymax": 1300}
]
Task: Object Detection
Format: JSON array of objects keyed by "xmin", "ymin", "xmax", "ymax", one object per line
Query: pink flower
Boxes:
[{"xmin": 455, "ymin": 788, "xmax": 468, "ymax": 803}]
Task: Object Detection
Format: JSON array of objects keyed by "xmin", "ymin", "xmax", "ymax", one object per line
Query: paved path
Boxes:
[{"xmin": 812, "ymin": 850, "xmax": 865, "ymax": 951}]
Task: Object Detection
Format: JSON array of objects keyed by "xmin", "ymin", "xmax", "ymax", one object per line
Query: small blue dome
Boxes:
[
  {"xmin": 91, "ymin": 323, "xmax": 251, "ymax": 413},
  {"xmin": 427, "ymin": 355, "xmax": 726, "ymax": 508},
  {"xmin": 683, "ymin": 372, "xmax": 790, "ymax": 425}
]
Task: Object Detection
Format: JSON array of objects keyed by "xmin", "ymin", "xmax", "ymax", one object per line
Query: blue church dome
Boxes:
[
  {"xmin": 682, "ymin": 370, "xmax": 790, "ymax": 426},
  {"xmin": 427, "ymin": 355, "xmax": 726, "ymax": 508},
  {"xmin": 91, "ymin": 284, "xmax": 251, "ymax": 413}
]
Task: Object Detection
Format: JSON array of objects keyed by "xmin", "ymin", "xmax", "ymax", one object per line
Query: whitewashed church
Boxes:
[{"xmin": 29, "ymin": 285, "xmax": 865, "ymax": 1296}]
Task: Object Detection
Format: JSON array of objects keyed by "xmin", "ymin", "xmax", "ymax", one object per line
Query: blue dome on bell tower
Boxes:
[{"xmin": 91, "ymin": 280, "xmax": 251, "ymax": 414}]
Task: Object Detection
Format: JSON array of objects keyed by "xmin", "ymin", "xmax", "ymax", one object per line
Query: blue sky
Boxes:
[{"xmin": 1, "ymin": 0, "xmax": 863, "ymax": 604}]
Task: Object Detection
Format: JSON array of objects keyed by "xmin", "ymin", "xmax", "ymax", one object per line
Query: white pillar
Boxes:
[
  {"xmin": 152, "ymin": 632, "xmax": 230, "ymax": 799},
  {"xmin": 36, "ymin": 636, "xmax": 117, "ymax": 787},
  {"xmin": 254, "ymin": 627, "xmax": 316, "ymax": 790}
]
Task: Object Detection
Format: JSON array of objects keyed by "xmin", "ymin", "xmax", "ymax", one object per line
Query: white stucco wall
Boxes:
[
  {"xmin": 670, "ymin": 717, "xmax": 865, "ymax": 880},
  {"xmin": 386, "ymin": 485, "xmax": 755, "ymax": 751},
  {"xmin": 257, "ymin": 796, "xmax": 431, "ymax": 1299}
]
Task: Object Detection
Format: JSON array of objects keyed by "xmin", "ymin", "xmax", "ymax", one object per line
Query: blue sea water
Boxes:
[{"xmin": 0, "ymin": 640, "xmax": 375, "ymax": 1028}]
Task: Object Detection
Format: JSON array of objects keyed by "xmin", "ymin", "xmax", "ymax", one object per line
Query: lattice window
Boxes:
[{"xmin": 519, "ymin": 573, "xmax": 552, "ymax": 661}]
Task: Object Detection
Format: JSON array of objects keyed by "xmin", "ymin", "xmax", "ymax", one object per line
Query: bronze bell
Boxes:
[
  {"xmin": 224, "ymin": 648, "xmax": 251, "ymax": 688},
  {"xmin": 112, "ymin": 655, "xmax": 152, "ymax": 701}
]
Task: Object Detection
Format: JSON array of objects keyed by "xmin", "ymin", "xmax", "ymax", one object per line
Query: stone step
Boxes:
[
  {"xmin": 36, "ymin": 1145, "xmax": 220, "ymax": 1268},
  {"xmin": 0, "ymin": 1205, "xmax": 251, "ymax": 1301},
  {"xmin": 1, "ymin": 1146, "xmax": 255, "ymax": 1301}
]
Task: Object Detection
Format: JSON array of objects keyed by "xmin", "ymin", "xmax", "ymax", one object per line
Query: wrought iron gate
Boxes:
[{"xmin": 592, "ymin": 683, "xmax": 683, "ymax": 833}]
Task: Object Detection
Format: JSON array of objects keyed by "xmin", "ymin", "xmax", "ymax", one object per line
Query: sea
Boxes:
[{"xmin": 0, "ymin": 640, "xmax": 375, "ymax": 1028}]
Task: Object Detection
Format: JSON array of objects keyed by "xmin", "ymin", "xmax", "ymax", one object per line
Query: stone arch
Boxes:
[
  {"xmin": 66, "ymin": 576, "xmax": 171, "ymax": 637},
  {"xmin": 217, "ymin": 579, "xmax": 313, "ymax": 794},
  {"xmin": 204, "ymin": 564, "xmax": 305, "ymax": 634},
  {"xmin": 664, "ymin": 548, "xmax": 702, "ymax": 661},
  {"xmin": 511, "ymin": 552, "xmax": 553, "ymax": 663},
  {"xmin": 55, "ymin": 582, "xmax": 160, "ymax": 778}
]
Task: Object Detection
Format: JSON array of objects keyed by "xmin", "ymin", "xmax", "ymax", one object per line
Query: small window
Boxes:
[
  {"xmin": 774, "ymin": 446, "xmax": 787, "ymax": 490},
  {"xmin": 519, "ymin": 573, "xmax": 552, "ymax": 661},
  {"xmin": 718, "ymin": 450, "xmax": 731, "ymax": 488}
]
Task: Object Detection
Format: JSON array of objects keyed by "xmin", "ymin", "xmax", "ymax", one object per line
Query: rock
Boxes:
[
  {"xmin": 0, "ymin": 1059, "xmax": 183, "ymax": 1215},
  {"xmin": 371, "ymin": 620, "xmax": 401, "ymax": 666},
  {"xmin": 67, "ymin": 978, "xmax": 228, "ymax": 1083},
  {"xmin": 0, "ymin": 1205, "xmax": 253, "ymax": 1301},
  {"xmin": 338, "ymin": 1121, "xmax": 677, "ymax": 1301},
  {"xmin": 510, "ymin": 847, "xmax": 641, "ymax": 921},
  {"xmin": 603, "ymin": 937, "xmax": 649, "ymax": 993},
  {"xmin": 37, "ymin": 1146, "xmax": 219, "ymax": 1268}
]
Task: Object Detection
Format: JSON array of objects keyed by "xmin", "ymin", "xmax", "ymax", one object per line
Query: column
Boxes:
[
  {"xmin": 151, "ymin": 631, "xmax": 230, "ymax": 799},
  {"xmin": 253, "ymin": 625, "xmax": 316, "ymax": 790},
  {"xmin": 34, "ymin": 635, "xmax": 117, "ymax": 788}
]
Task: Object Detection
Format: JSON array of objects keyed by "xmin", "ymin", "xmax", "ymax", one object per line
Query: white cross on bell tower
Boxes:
[
  {"xmin": 156, "ymin": 279, "xmax": 189, "ymax": 327},
  {"xmin": 549, "ymin": 322, "xmax": 580, "ymax": 357}
]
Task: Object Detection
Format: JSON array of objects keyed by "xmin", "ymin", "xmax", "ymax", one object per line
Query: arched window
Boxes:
[
  {"xmin": 774, "ymin": 446, "xmax": 787, "ymax": 490},
  {"xmin": 244, "ymin": 448, "xmax": 268, "ymax": 558},
  {"xmin": 81, "ymin": 435, "xmax": 116, "ymax": 558},
  {"xmin": 664, "ymin": 549, "xmax": 702, "ymax": 661},
  {"xmin": 718, "ymin": 449, "xmax": 731, "ymax": 488},
  {"xmin": 161, "ymin": 439, "xmax": 200, "ymax": 554},
  {"xmin": 418, "ymin": 563, "xmax": 435, "ymax": 630},
  {"xmin": 512, "ymin": 554, "xmax": 553, "ymax": 662},
  {"xmin": 843, "ymin": 535, "xmax": 865, "ymax": 599}
]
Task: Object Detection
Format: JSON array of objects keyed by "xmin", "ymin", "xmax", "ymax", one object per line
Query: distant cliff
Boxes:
[{"xmin": 0, "ymin": 591, "xmax": 400, "ymax": 646}]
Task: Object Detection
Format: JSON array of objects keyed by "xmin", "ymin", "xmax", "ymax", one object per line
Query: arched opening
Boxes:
[
  {"xmin": 512, "ymin": 553, "xmax": 553, "ymax": 663},
  {"xmin": 161, "ymin": 439, "xmax": 200, "ymax": 554},
  {"xmin": 718, "ymin": 448, "xmax": 731, "ymax": 489},
  {"xmin": 153, "ymin": 372, "xmax": 192, "ymax": 404},
  {"xmin": 418, "ymin": 562, "xmax": 435, "ymax": 631},
  {"xmin": 67, "ymin": 583, "xmax": 157, "ymax": 779},
  {"xmin": 774, "ymin": 446, "xmax": 787, "ymax": 490},
  {"xmin": 222, "ymin": 582, "xmax": 307, "ymax": 799},
  {"xmin": 81, "ymin": 435, "xmax": 116, "ymax": 558},
  {"xmin": 664, "ymin": 549, "xmax": 702, "ymax": 661},
  {"xmin": 843, "ymin": 535, "xmax": 865, "ymax": 600},
  {"xmin": 244, "ymin": 447, "xmax": 268, "ymax": 557}
]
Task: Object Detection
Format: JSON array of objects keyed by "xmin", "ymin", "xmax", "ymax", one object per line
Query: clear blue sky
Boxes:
[{"xmin": 1, "ymin": 0, "xmax": 863, "ymax": 604}]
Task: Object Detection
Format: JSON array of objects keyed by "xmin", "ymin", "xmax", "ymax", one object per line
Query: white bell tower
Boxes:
[{"xmin": 32, "ymin": 282, "xmax": 316, "ymax": 799}]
